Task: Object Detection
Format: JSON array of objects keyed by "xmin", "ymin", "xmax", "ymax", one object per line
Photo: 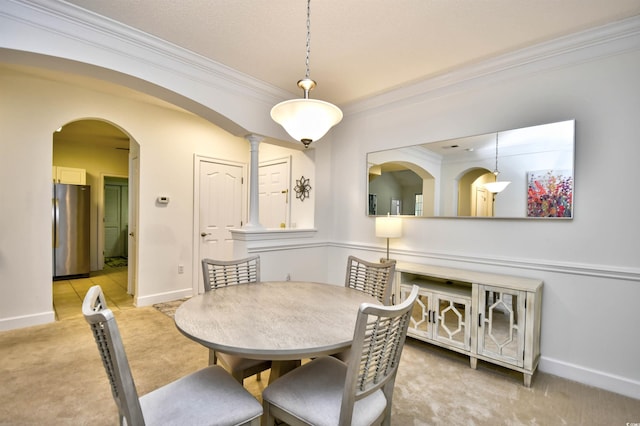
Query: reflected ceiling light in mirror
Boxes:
[
  {"xmin": 270, "ymin": 0, "xmax": 343, "ymax": 148},
  {"xmin": 484, "ymin": 180, "xmax": 511, "ymax": 193},
  {"xmin": 483, "ymin": 133, "xmax": 511, "ymax": 194},
  {"xmin": 375, "ymin": 214, "xmax": 402, "ymax": 261}
]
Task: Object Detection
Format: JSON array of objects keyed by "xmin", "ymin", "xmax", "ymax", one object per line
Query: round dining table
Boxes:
[{"xmin": 174, "ymin": 280, "xmax": 380, "ymax": 382}]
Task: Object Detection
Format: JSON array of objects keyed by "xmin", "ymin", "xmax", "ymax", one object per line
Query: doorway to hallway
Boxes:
[
  {"xmin": 52, "ymin": 119, "xmax": 139, "ymax": 301},
  {"xmin": 104, "ymin": 176, "xmax": 129, "ymax": 260}
]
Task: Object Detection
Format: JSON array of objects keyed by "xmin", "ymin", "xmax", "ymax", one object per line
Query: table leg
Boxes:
[{"xmin": 268, "ymin": 360, "xmax": 301, "ymax": 384}]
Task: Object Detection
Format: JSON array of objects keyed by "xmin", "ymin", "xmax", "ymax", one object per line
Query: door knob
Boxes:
[
  {"xmin": 201, "ymin": 232, "xmax": 211, "ymax": 237},
  {"xmin": 129, "ymin": 232, "xmax": 135, "ymax": 237}
]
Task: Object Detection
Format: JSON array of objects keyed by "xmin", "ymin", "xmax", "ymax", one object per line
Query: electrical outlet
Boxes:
[{"xmin": 178, "ymin": 264, "xmax": 184, "ymax": 274}]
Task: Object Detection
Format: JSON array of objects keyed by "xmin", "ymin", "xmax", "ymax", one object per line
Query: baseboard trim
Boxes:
[
  {"xmin": 135, "ymin": 288, "xmax": 193, "ymax": 307},
  {"xmin": 0, "ymin": 310, "xmax": 55, "ymax": 332},
  {"xmin": 539, "ymin": 356, "xmax": 640, "ymax": 400}
]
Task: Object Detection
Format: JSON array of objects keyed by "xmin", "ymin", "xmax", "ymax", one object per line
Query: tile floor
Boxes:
[{"xmin": 52, "ymin": 266, "xmax": 133, "ymax": 320}]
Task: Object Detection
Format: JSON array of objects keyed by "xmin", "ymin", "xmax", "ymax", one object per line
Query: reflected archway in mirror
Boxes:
[
  {"xmin": 369, "ymin": 161, "xmax": 434, "ymax": 216},
  {"xmin": 459, "ymin": 168, "xmax": 493, "ymax": 217}
]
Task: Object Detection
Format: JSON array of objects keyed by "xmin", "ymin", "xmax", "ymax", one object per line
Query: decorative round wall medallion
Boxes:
[{"xmin": 294, "ymin": 176, "xmax": 311, "ymax": 201}]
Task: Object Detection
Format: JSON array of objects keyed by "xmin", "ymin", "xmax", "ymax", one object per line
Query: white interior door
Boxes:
[
  {"xmin": 128, "ymin": 144, "xmax": 139, "ymax": 296},
  {"xmin": 259, "ymin": 158, "xmax": 290, "ymax": 228},
  {"xmin": 198, "ymin": 159, "xmax": 244, "ymax": 264},
  {"xmin": 104, "ymin": 184, "xmax": 122, "ymax": 257},
  {"xmin": 475, "ymin": 187, "xmax": 491, "ymax": 217},
  {"xmin": 104, "ymin": 178, "xmax": 129, "ymax": 258},
  {"xmin": 121, "ymin": 185, "xmax": 129, "ymax": 257}
]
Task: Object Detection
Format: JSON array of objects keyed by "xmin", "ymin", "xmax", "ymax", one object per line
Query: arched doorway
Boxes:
[{"xmin": 52, "ymin": 119, "xmax": 139, "ymax": 319}]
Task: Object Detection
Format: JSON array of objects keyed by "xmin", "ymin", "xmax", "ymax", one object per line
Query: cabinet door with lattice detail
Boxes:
[
  {"xmin": 433, "ymin": 293, "xmax": 471, "ymax": 351},
  {"xmin": 401, "ymin": 285, "xmax": 434, "ymax": 340},
  {"xmin": 477, "ymin": 285, "xmax": 526, "ymax": 367}
]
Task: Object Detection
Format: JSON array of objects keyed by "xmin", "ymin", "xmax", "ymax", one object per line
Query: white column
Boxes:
[{"xmin": 244, "ymin": 134, "xmax": 263, "ymax": 229}]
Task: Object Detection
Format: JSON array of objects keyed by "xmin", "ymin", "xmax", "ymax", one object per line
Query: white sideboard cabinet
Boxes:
[{"xmin": 394, "ymin": 262, "xmax": 543, "ymax": 387}]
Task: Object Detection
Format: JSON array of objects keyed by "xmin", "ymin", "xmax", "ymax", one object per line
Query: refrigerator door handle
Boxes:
[{"xmin": 53, "ymin": 197, "xmax": 59, "ymax": 248}]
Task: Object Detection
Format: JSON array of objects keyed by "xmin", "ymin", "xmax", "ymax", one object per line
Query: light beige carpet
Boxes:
[{"xmin": 1, "ymin": 305, "xmax": 638, "ymax": 425}]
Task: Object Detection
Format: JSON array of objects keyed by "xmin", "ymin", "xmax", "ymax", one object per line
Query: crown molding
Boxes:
[
  {"xmin": 1, "ymin": 0, "xmax": 289, "ymax": 105},
  {"xmin": 3, "ymin": 1, "xmax": 639, "ymax": 130},
  {"xmin": 1, "ymin": 0, "xmax": 298, "ymax": 138},
  {"xmin": 343, "ymin": 15, "xmax": 640, "ymax": 116}
]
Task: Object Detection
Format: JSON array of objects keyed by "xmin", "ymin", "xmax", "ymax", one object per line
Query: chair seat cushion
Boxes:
[
  {"xmin": 139, "ymin": 365, "xmax": 262, "ymax": 426},
  {"xmin": 262, "ymin": 356, "xmax": 387, "ymax": 426}
]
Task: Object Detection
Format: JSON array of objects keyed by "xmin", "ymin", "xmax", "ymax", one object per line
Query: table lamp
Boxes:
[{"xmin": 375, "ymin": 214, "xmax": 402, "ymax": 261}]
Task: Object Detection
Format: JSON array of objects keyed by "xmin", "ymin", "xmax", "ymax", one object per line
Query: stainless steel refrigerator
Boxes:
[{"xmin": 52, "ymin": 183, "xmax": 91, "ymax": 278}]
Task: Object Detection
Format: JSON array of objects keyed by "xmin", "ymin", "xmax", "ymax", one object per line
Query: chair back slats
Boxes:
[
  {"xmin": 340, "ymin": 285, "xmax": 419, "ymax": 425},
  {"xmin": 345, "ymin": 256, "xmax": 396, "ymax": 305},
  {"xmin": 83, "ymin": 285, "xmax": 144, "ymax": 426},
  {"xmin": 357, "ymin": 315, "xmax": 406, "ymax": 391},
  {"xmin": 90, "ymin": 322, "xmax": 119, "ymax": 398},
  {"xmin": 202, "ymin": 256, "xmax": 260, "ymax": 291}
]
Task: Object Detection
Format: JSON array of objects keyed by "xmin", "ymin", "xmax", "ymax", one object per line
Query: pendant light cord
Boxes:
[
  {"xmin": 305, "ymin": 0, "xmax": 311, "ymax": 80},
  {"xmin": 297, "ymin": 0, "xmax": 315, "ymax": 98},
  {"xmin": 270, "ymin": 0, "xmax": 342, "ymax": 147},
  {"xmin": 494, "ymin": 133, "xmax": 500, "ymax": 176}
]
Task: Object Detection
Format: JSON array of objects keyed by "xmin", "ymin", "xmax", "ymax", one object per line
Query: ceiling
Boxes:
[{"xmin": 62, "ymin": 0, "xmax": 640, "ymax": 106}]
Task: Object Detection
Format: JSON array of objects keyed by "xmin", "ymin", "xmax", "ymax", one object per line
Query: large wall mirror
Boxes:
[{"xmin": 367, "ymin": 120, "xmax": 575, "ymax": 219}]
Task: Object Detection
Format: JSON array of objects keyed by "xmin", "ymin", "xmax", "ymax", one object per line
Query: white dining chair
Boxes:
[
  {"xmin": 201, "ymin": 255, "xmax": 272, "ymax": 384},
  {"xmin": 201, "ymin": 255, "xmax": 261, "ymax": 291},
  {"xmin": 261, "ymin": 285, "xmax": 420, "ymax": 426},
  {"xmin": 82, "ymin": 285, "xmax": 262, "ymax": 426},
  {"xmin": 345, "ymin": 255, "xmax": 396, "ymax": 305},
  {"xmin": 334, "ymin": 255, "xmax": 397, "ymax": 361}
]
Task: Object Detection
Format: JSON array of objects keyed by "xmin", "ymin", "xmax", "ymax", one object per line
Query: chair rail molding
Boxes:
[
  {"xmin": 230, "ymin": 228, "xmax": 317, "ymax": 242},
  {"xmin": 328, "ymin": 241, "xmax": 640, "ymax": 282}
]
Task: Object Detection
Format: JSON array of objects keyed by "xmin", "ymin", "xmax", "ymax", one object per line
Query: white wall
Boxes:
[
  {"xmin": 323, "ymin": 41, "xmax": 640, "ymax": 398},
  {"xmin": 0, "ymin": 67, "xmax": 251, "ymax": 326}
]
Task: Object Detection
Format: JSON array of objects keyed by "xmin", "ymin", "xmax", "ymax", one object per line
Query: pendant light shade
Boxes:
[
  {"xmin": 483, "ymin": 180, "xmax": 511, "ymax": 193},
  {"xmin": 271, "ymin": 0, "xmax": 342, "ymax": 148},
  {"xmin": 271, "ymin": 98, "xmax": 343, "ymax": 148}
]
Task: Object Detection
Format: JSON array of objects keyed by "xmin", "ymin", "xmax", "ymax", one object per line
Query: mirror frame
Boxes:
[{"xmin": 367, "ymin": 120, "xmax": 575, "ymax": 219}]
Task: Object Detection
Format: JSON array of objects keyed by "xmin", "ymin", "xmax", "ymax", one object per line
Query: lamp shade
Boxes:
[
  {"xmin": 271, "ymin": 98, "xmax": 343, "ymax": 144},
  {"xmin": 483, "ymin": 181, "xmax": 511, "ymax": 193},
  {"xmin": 375, "ymin": 215, "xmax": 402, "ymax": 238}
]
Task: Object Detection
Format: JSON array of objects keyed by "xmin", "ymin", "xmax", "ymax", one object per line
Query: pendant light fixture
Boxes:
[
  {"xmin": 483, "ymin": 132, "xmax": 511, "ymax": 194},
  {"xmin": 270, "ymin": 0, "xmax": 343, "ymax": 148}
]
